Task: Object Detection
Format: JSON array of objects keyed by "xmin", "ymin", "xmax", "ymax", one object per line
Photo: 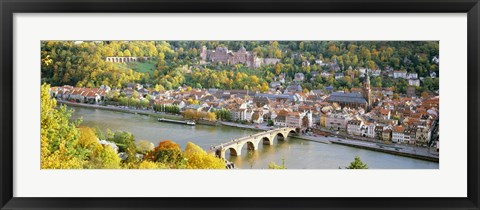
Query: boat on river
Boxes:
[{"xmin": 157, "ymin": 118, "xmax": 196, "ymax": 126}]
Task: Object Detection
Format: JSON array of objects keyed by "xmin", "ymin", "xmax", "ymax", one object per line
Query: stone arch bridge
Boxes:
[{"xmin": 211, "ymin": 127, "xmax": 297, "ymax": 159}]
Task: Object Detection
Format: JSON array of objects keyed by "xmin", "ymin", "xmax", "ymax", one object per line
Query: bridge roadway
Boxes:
[{"xmin": 210, "ymin": 127, "xmax": 297, "ymax": 159}]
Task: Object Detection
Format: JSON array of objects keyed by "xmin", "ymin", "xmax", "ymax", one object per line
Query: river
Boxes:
[{"xmin": 70, "ymin": 106, "xmax": 439, "ymax": 169}]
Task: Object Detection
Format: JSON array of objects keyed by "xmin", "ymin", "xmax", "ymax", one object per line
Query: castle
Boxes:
[{"xmin": 200, "ymin": 46, "xmax": 280, "ymax": 69}]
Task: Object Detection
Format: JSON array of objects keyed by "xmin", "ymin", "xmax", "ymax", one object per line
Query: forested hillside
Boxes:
[{"xmin": 41, "ymin": 41, "xmax": 439, "ymax": 93}]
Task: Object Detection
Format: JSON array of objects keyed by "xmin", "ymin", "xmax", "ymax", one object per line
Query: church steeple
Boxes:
[{"xmin": 364, "ymin": 75, "xmax": 372, "ymax": 111}]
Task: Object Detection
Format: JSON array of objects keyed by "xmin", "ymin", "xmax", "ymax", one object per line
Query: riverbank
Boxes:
[
  {"xmin": 60, "ymin": 101, "xmax": 438, "ymax": 162},
  {"xmin": 329, "ymin": 137, "xmax": 438, "ymax": 162},
  {"xmin": 311, "ymin": 127, "xmax": 439, "ymax": 162},
  {"xmin": 58, "ymin": 100, "xmax": 184, "ymax": 120},
  {"xmin": 59, "ymin": 100, "xmax": 225, "ymax": 127}
]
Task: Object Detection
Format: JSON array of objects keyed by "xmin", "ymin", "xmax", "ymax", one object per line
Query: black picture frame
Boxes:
[{"xmin": 1, "ymin": 0, "xmax": 479, "ymax": 209}]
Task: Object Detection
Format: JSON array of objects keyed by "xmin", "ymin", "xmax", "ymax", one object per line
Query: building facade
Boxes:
[{"xmin": 200, "ymin": 46, "xmax": 280, "ymax": 69}]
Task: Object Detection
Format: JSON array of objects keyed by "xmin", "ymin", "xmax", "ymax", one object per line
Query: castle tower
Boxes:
[{"xmin": 363, "ymin": 75, "xmax": 372, "ymax": 111}]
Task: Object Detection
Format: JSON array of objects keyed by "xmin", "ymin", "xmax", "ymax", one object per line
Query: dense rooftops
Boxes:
[{"xmin": 327, "ymin": 92, "xmax": 368, "ymax": 104}]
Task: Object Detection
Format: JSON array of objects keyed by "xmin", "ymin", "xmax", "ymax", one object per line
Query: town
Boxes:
[{"xmin": 49, "ymin": 66, "xmax": 440, "ymax": 153}]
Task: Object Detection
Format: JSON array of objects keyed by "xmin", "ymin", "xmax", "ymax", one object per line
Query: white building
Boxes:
[
  {"xmin": 392, "ymin": 126, "xmax": 410, "ymax": 143},
  {"xmin": 231, "ymin": 108, "xmax": 247, "ymax": 121},
  {"xmin": 366, "ymin": 123, "xmax": 376, "ymax": 138},
  {"xmin": 371, "ymin": 69, "xmax": 382, "ymax": 77},
  {"xmin": 273, "ymin": 111, "xmax": 288, "ymax": 127},
  {"xmin": 408, "ymin": 79, "xmax": 421, "ymax": 87},
  {"xmin": 408, "ymin": 73, "xmax": 418, "ymax": 79},
  {"xmin": 347, "ymin": 120, "xmax": 363, "ymax": 136},
  {"xmin": 393, "ymin": 71, "xmax": 408, "ymax": 79},
  {"xmin": 244, "ymin": 109, "xmax": 255, "ymax": 122},
  {"xmin": 285, "ymin": 111, "xmax": 312, "ymax": 128},
  {"xmin": 392, "ymin": 126, "xmax": 405, "ymax": 143},
  {"xmin": 325, "ymin": 114, "xmax": 350, "ymax": 131},
  {"xmin": 286, "ymin": 112, "xmax": 302, "ymax": 128}
]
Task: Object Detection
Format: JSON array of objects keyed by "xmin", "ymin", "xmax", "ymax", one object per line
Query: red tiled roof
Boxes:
[{"xmin": 392, "ymin": 126, "xmax": 404, "ymax": 133}]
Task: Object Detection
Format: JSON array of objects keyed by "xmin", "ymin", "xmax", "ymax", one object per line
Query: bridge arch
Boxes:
[
  {"xmin": 226, "ymin": 147, "xmax": 239, "ymax": 157},
  {"xmin": 260, "ymin": 136, "xmax": 272, "ymax": 145},
  {"xmin": 275, "ymin": 132, "xmax": 287, "ymax": 141},
  {"xmin": 276, "ymin": 129, "xmax": 297, "ymax": 141},
  {"xmin": 246, "ymin": 141, "xmax": 256, "ymax": 150},
  {"xmin": 238, "ymin": 140, "xmax": 257, "ymax": 153}
]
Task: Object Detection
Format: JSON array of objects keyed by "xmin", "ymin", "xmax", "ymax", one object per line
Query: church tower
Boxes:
[{"xmin": 363, "ymin": 75, "xmax": 372, "ymax": 111}]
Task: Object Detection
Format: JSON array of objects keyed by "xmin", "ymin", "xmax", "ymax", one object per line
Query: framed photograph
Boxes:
[{"xmin": 1, "ymin": 0, "xmax": 479, "ymax": 209}]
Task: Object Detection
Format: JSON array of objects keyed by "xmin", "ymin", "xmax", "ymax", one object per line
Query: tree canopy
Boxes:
[
  {"xmin": 346, "ymin": 156, "xmax": 368, "ymax": 169},
  {"xmin": 184, "ymin": 142, "xmax": 225, "ymax": 169}
]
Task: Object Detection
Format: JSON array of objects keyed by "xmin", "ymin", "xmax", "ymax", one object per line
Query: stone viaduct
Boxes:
[
  {"xmin": 105, "ymin": 56, "xmax": 150, "ymax": 63},
  {"xmin": 211, "ymin": 127, "xmax": 297, "ymax": 159}
]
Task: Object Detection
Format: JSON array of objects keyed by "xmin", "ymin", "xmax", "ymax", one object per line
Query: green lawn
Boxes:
[{"xmin": 114, "ymin": 60, "xmax": 156, "ymax": 74}]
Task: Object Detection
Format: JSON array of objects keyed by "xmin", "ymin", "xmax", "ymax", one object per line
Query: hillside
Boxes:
[{"xmin": 41, "ymin": 40, "xmax": 439, "ymax": 93}]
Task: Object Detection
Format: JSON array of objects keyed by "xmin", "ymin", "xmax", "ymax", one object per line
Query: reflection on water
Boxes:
[{"xmin": 70, "ymin": 106, "xmax": 439, "ymax": 169}]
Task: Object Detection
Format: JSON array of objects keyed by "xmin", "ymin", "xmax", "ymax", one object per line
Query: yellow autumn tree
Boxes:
[
  {"xmin": 41, "ymin": 84, "xmax": 121, "ymax": 169},
  {"xmin": 183, "ymin": 109, "xmax": 196, "ymax": 120},
  {"xmin": 260, "ymin": 82, "xmax": 270, "ymax": 93},
  {"xmin": 138, "ymin": 160, "xmax": 169, "ymax": 169},
  {"xmin": 184, "ymin": 142, "xmax": 225, "ymax": 169},
  {"xmin": 144, "ymin": 140, "xmax": 186, "ymax": 168},
  {"xmin": 205, "ymin": 112, "xmax": 217, "ymax": 121},
  {"xmin": 41, "ymin": 83, "xmax": 85, "ymax": 169},
  {"xmin": 88, "ymin": 143, "xmax": 122, "ymax": 169},
  {"xmin": 77, "ymin": 127, "xmax": 98, "ymax": 149}
]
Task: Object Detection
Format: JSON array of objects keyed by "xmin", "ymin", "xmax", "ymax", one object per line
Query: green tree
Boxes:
[
  {"xmin": 136, "ymin": 140, "xmax": 155, "ymax": 154},
  {"xmin": 346, "ymin": 156, "xmax": 368, "ymax": 169},
  {"xmin": 267, "ymin": 119, "xmax": 274, "ymax": 126},
  {"xmin": 108, "ymin": 131, "xmax": 135, "ymax": 152},
  {"xmin": 124, "ymin": 139, "xmax": 139, "ymax": 166}
]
